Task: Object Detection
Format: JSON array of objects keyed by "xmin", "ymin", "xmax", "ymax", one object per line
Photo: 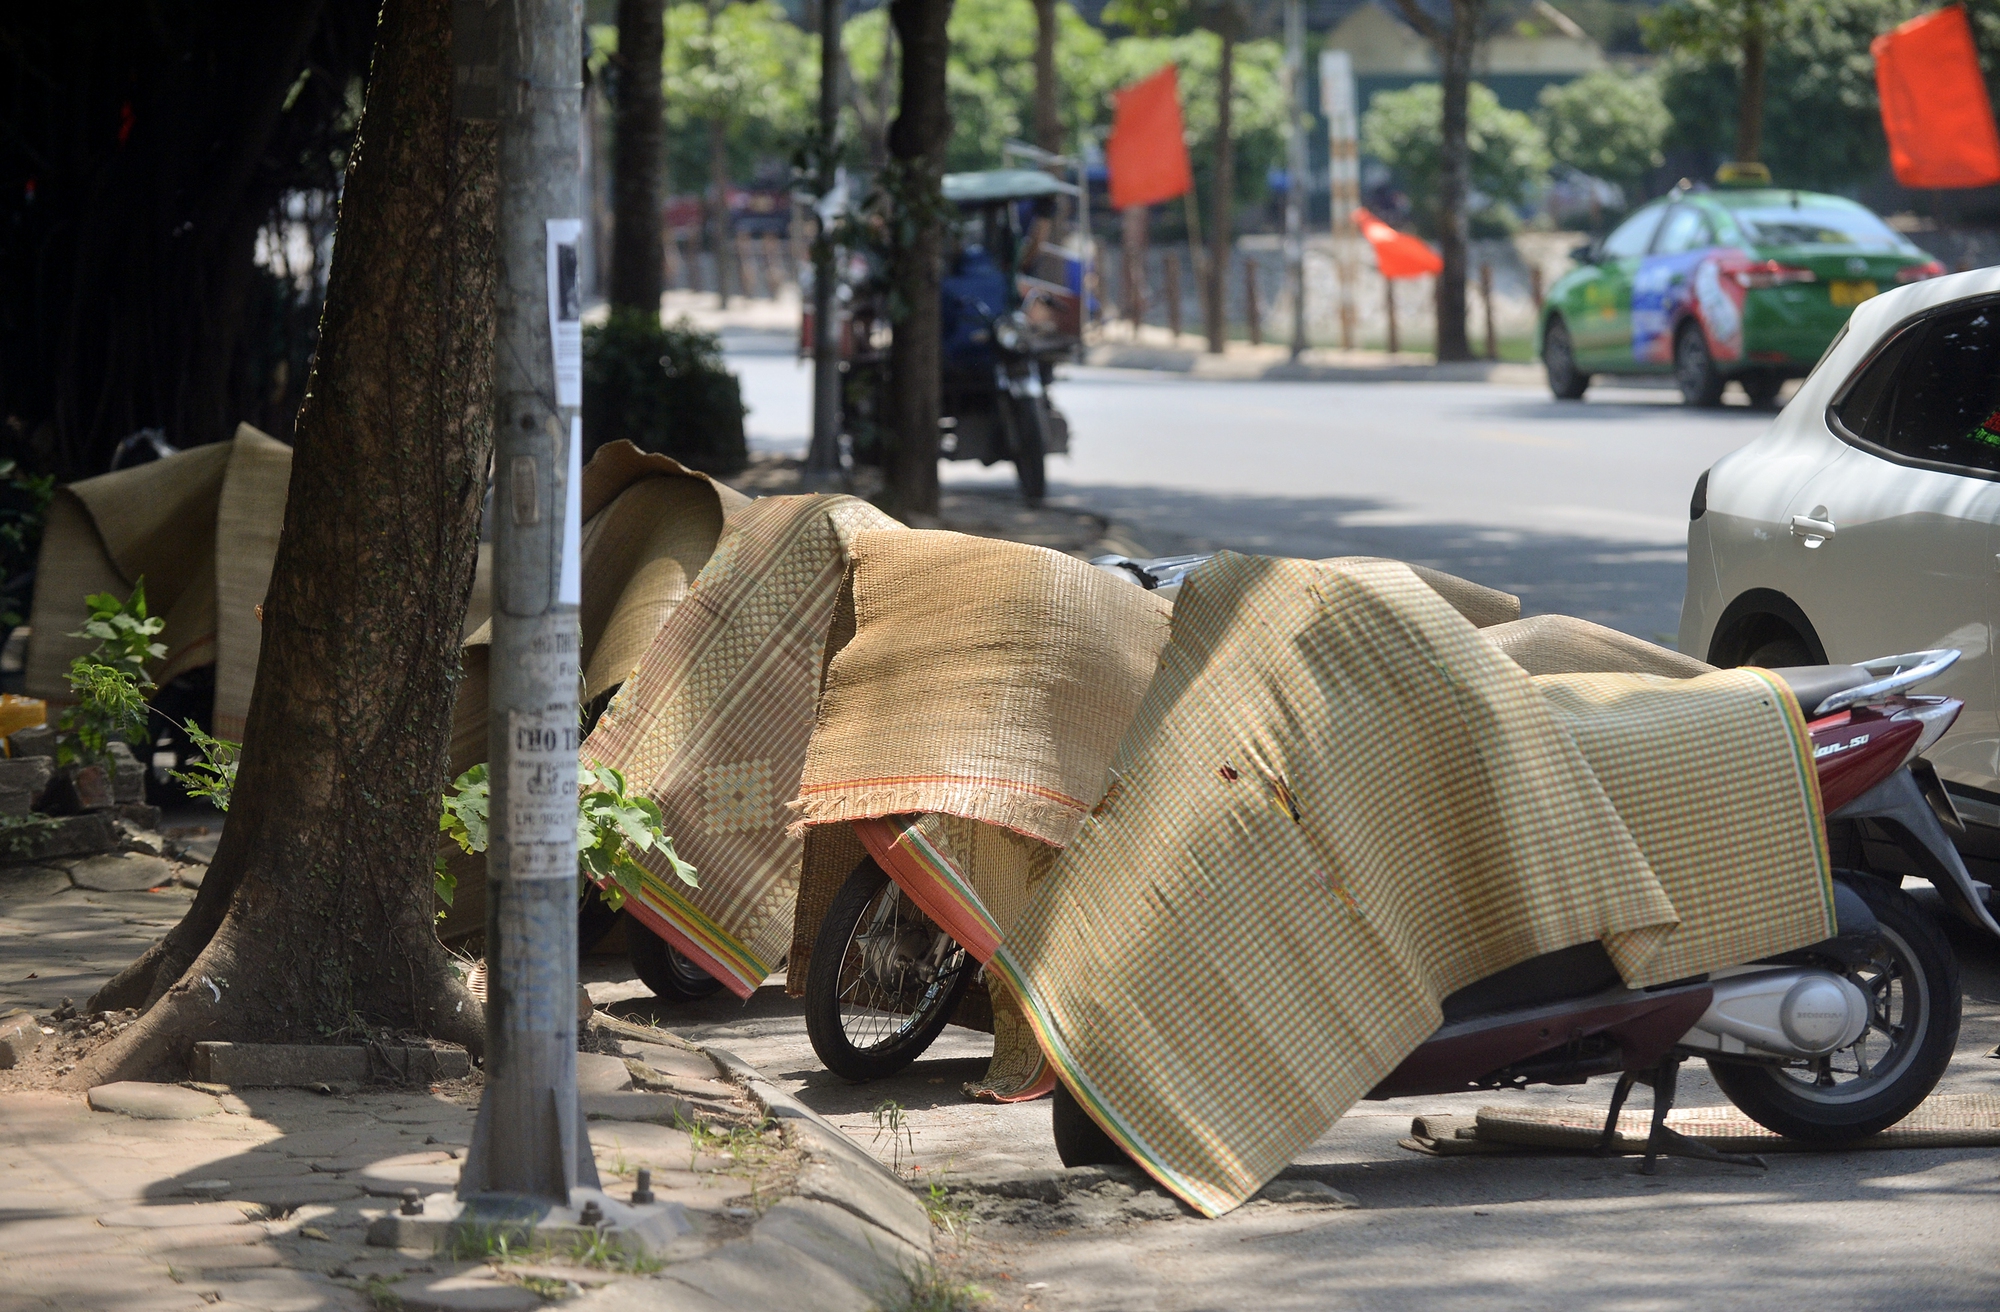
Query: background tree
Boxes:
[
  {"xmin": 1034, "ymin": 0, "xmax": 1063, "ymax": 153},
  {"xmin": 76, "ymin": 0, "xmax": 493, "ymax": 1083},
  {"xmin": 1364, "ymin": 82, "xmax": 1549, "ymax": 236},
  {"xmin": 1536, "ymin": 69, "xmax": 1668, "ymax": 199},
  {"xmin": 884, "ymin": 0, "xmax": 955, "ymax": 518},
  {"xmin": 0, "ymin": 3, "xmax": 379, "ymax": 477},
  {"xmin": 610, "ymin": 0, "xmax": 668, "ymax": 314},
  {"xmin": 1388, "ymin": 0, "xmax": 1485, "ymax": 363},
  {"xmin": 1645, "ymin": 0, "xmax": 1798, "ymax": 167}
]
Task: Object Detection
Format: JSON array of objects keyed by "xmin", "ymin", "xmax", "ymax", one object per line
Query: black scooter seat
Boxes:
[{"xmin": 1765, "ymin": 663, "xmax": 1873, "ymax": 715}]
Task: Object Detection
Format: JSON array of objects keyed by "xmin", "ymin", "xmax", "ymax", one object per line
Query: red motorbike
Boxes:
[{"xmin": 1057, "ymin": 649, "xmax": 1994, "ymax": 1172}]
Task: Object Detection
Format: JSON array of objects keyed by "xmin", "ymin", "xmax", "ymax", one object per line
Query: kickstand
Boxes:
[
  {"xmin": 1595, "ymin": 1070, "xmax": 1638, "ymax": 1156},
  {"xmin": 1638, "ymin": 1057, "xmax": 1766, "ymax": 1175}
]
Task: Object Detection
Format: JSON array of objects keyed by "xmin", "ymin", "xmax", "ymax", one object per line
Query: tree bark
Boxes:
[
  {"xmin": 610, "ymin": 0, "xmax": 667, "ymax": 315},
  {"xmin": 1031, "ymin": 0, "xmax": 1060, "ymax": 155},
  {"xmin": 1737, "ymin": 25, "xmax": 1766, "ymax": 164},
  {"xmin": 704, "ymin": 0, "xmax": 735, "ymax": 308},
  {"xmin": 1203, "ymin": 26, "xmax": 1236, "ymax": 355},
  {"xmin": 72, "ymin": 0, "xmax": 494, "ymax": 1086},
  {"xmin": 1431, "ymin": 4, "xmax": 1474, "ymax": 362},
  {"xmin": 883, "ymin": 0, "xmax": 953, "ymax": 519}
]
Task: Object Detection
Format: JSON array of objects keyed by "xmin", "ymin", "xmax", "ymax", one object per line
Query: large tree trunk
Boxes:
[
  {"xmin": 1031, "ymin": 0, "xmax": 1060, "ymax": 155},
  {"xmin": 72, "ymin": 0, "xmax": 494, "ymax": 1087},
  {"xmin": 611, "ymin": 0, "xmax": 667, "ymax": 315},
  {"xmin": 1737, "ymin": 25, "xmax": 1766, "ymax": 164},
  {"xmin": 883, "ymin": 0, "xmax": 953, "ymax": 519},
  {"xmin": 1430, "ymin": 2, "xmax": 1476, "ymax": 363},
  {"xmin": 1203, "ymin": 27, "xmax": 1236, "ymax": 355}
]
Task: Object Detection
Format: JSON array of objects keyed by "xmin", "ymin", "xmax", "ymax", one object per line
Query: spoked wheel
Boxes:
[
  {"xmin": 1709, "ymin": 877, "xmax": 1960, "ymax": 1140},
  {"xmin": 1006, "ymin": 393, "xmax": 1048, "ymax": 505},
  {"xmin": 806, "ymin": 857, "xmax": 976, "ymax": 1082},
  {"xmin": 627, "ymin": 917, "xmax": 726, "ymax": 1003}
]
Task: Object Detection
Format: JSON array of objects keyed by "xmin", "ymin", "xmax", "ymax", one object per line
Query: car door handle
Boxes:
[{"xmin": 1790, "ymin": 514, "xmax": 1836, "ymax": 547}]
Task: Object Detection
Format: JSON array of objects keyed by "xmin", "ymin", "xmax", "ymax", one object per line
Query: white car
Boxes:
[{"xmin": 1681, "ymin": 267, "xmax": 2000, "ymax": 860}]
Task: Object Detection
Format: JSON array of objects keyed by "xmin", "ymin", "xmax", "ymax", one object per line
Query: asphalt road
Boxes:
[{"xmin": 731, "ymin": 341, "xmax": 1781, "ymax": 646}]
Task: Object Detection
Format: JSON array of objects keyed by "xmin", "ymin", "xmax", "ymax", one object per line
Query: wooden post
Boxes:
[
  {"xmin": 1164, "ymin": 249, "xmax": 1183, "ymax": 339},
  {"xmin": 1529, "ymin": 264, "xmax": 1544, "ymax": 315},
  {"xmin": 1244, "ymin": 254, "xmax": 1262, "ymax": 346},
  {"xmin": 1385, "ymin": 276, "xmax": 1398, "ymax": 355},
  {"xmin": 1480, "ymin": 262, "xmax": 1497, "ymax": 361}
]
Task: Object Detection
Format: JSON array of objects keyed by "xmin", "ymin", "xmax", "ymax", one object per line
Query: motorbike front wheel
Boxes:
[
  {"xmin": 1708, "ymin": 876, "xmax": 1960, "ymax": 1141},
  {"xmin": 1007, "ymin": 394, "xmax": 1048, "ymax": 505},
  {"xmin": 805, "ymin": 857, "xmax": 976, "ymax": 1081}
]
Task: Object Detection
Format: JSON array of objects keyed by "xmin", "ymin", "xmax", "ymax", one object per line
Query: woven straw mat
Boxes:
[
  {"xmin": 991, "ymin": 553, "xmax": 1830, "ymax": 1216},
  {"xmin": 580, "ymin": 493, "xmax": 900, "ymax": 995}
]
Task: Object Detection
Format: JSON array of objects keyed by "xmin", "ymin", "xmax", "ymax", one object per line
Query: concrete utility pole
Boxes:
[
  {"xmin": 1321, "ymin": 49, "xmax": 1359, "ymax": 351},
  {"xmin": 807, "ymin": 0, "xmax": 843, "ymax": 479},
  {"xmin": 458, "ymin": 0, "xmax": 597, "ymax": 1207},
  {"xmin": 1284, "ymin": 0, "xmax": 1307, "ymax": 360}
]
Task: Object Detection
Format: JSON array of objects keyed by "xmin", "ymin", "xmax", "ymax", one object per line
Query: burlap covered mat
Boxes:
[
  {"xmin": 581, "ymin": 492, "xmax": 900, "ymax": 995},
  {"xmin": 28, "ymin": 424, "xmax": 291, "ymax": 738},
  {"xmin": 437, "ymin": 443, "xmax": 750, "ymax": 941},
  {"xmin": 991, "ymin": 552, "xmax": 1831, "ymax": 1216},
  {"xmin": 1401, "ymin": 1095, "xmax": 2000, "ymax": 1156}
]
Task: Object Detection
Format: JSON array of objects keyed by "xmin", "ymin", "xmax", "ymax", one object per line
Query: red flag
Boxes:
[
  {"xmin": 1354, "ymin": 207, "xmax": 1443, "ymax": 280},
  {"xmin": 1107, "ymin": 66, "xmax": 1194, "ymax": 210},
  {"xmin": 1873, "ymin": 6, "xmax": 2000, "ymax": 189}
]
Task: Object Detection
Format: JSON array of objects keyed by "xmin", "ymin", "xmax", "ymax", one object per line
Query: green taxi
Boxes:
[{"xmin": 1537, "ymin": 187, "xmax": 1945, "ymax": 406}]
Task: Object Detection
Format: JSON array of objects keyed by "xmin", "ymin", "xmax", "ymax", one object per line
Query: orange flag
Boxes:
[
  {"xmin": 1107, "ymin": 66, "xmax": 1194, "ymax": 210},
  {"xmin": 1873, "ymin": 6, "xmax": 2000, "ymax": 189},
  {"xmin": 1354, "ymin": 207, "xmax": 1443, "ymax": 280}
]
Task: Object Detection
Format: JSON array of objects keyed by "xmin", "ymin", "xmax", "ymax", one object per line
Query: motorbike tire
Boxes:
[
  {"xmin": 1708, "ymin": 876, "xmax": 1960, "ymax": 1141},
  {"xmin": 1542, "ymin": 317, "xmax": 1589, "ymax": 401},
  {"xmin": 628, "ymin": 919, "xmax": 726, "ymax": 1003},
  {"xmin": 805, "ymin": 857, "xmax": 975, "ymax": 1082},
  {"xmin": 1052, "ymin": 1079, "xmax": 1137, "ymax": 1169},
  {"xmin": 1011, "ymin": 395, "xmax": 1048, "ymax": 505}
]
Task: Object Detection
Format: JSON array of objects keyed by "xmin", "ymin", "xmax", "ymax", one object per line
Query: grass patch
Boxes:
[
  {"xmin": 920, "ymin": 1179, "xmax": 971, "ymax": 1238},
  {"xmin": 439, "ymin": 1221, "xmax": 663, "ymax": 1274},
  {"xmin": 881, "ymin": 1261, "xmax": 987, "ymax": 1312}
]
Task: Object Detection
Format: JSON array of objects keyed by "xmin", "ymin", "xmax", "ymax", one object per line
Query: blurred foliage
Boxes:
[
  {"xmin": 582, "ymin": 310, "xmax": 747, "ymax": 476},
  {"xmin": 1363, "ymin": 82, "xmax": 1552, "ymax": 237},
  {"xmin": 1538, "ymin": 70, "xmax": 1669, "ymax": 193},
  {"xmin": 1652, "ymin": 0, "xmax": 2000, "ymax": 191}
]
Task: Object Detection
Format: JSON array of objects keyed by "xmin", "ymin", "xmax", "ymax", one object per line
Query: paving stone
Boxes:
[
  {"xmin": 0, "ymin": 1006, "xmax": 43, "ymax": 1068},
  {"xmin": 353, "ymin": 1151, "xmax": 460, "ymax": 1196},
  {"xmin": 199, "ymin": 1271, "xmax": 373, "ymax": 1312},
  {"xmin": 576, "ymin": 1051, "xmax": 635, "ymax": 1094},
  {"xmin": 69, "ymin": 852, "xmax": 176, "ymax": 892},
  {"xmin": 190, "ymin": 1041, "xmax": 471, "ymax": 1087},
  {"xmin": 224, "ymin": 1179, "xmax": 368, "ymax": 1208},
  {"xmin": 617, "ymin": 1040, "xmax": 722, "ymax": 1084},
  {"xmin": 131, "ymin": 1223, "xmax": 281, "ymax": 1254},
  {"xmin": 791, "ymin": 1156, "xmax": 931, "ymax": 1253},
  {"xmin": 89, "ymin": 1081, "xmax": 224, "ymax": 1120},
  {"xmin": 0, "ymin": 864, "xmax": 69, "ymax": 899},
  {"xmin": 386, "ymin": 1268, "xmax": 548, "ymax": 1311},
  {"xmin": 156, "ymin": 1242, "xmax": 285, "ymax": 1271},
  {"xmin": 98, "ymin": 1201, "xmax": 260, "ymax": 1229},
  {"xmin": 754, "ymin": 1196, "xmax": 924, "ymax": 1290},
  {"xmin": 581, "ymin": 1091, "xmax": 691, "ymax": 1122},
  {"xmin": 659, "ymin": 1234, "xmax": 878, "ymax": 1312}
]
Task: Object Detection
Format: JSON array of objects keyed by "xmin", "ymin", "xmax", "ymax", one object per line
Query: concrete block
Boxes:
[
  {"xmin": 664, "ymin": 1235, "xmax": 880, "ymax": 1312},
  {"xmin": 106, "ymin": 741, "xmax": 145, "ymax": 803},
  {"xmin": 576, "ymin": 1051, "xmax": 635, "ymax": 1094},
  {"xmin": 581, "ymin": 1091, "xmax": 693, "ymax": 1122},
  {"xmin": 69, "ymin": 851, "xmax": 175, "ymax": 891},
  {"xmin": 86, "ymin": 1081, "xmax": 223, "ymax": 1120},
  {"xmin": 752, "ymin": 1196, "xmax": 924, "ymax": 1290},
  {"xmin": 9, "ymin": 725, "xmax": 55, "ymax": 758},
  {"xmin": 0, "ymin": 755, "xmax": 53, "ymax": 814},
  {"xmin": 0, "ymin": 811, "xmax": 117, "ymax": 865},
  {"xmin": 791, "ymin": 1156, "xmax": 931, "ymax": 1253},
  {"xmin": 0, "ymin": 1008, "xmax": 43, "ymax": 1068},
  {"xmin": 190, "ymin": 1041, "xmax": 471, "ymax": 1087}
]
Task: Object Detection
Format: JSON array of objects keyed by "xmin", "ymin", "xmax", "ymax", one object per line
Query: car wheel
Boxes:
[
  {"xmin": 1674, "ymin": 322, "xmax": 1726, "ymax": 408},
  {"xmin": 1742, "ymin": 632, "xmax": 1816, "ymax": 668},
  {"xmin": 1742, "ymin": 371, "xmax": 1785, "ymax": 409},
  {"xmin": 1542, "ymin": 318, "xmax": 1589, "ymax": 400}
]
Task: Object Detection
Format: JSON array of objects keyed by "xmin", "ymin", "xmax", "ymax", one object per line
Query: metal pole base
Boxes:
[{"xmin": 367, "ymin": 1188, "xmax": 699, "ymax": 1259}]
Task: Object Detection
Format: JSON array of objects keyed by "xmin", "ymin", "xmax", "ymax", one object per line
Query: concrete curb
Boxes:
[
  {"xmin": 1083, "ymin": 341, "xmax": 1546, "ymax": 386},
  {"xmin": 573, "ymin": 1044, "xmax": 934, "ymax": 1312}
]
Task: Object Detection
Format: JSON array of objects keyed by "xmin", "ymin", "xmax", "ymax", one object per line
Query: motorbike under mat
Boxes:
[{"xmin": 1400, "ymin": 1094, "xmax": 2000, "ymax": 1156}]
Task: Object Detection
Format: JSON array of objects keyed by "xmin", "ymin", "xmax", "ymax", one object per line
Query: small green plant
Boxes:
[
  {"xmin": 0, "ymin": 813, "xmax": 62, "ymax": 857},
  {"xmin": 872, "ymin": 1098, "xmax": 915, "ymax": 1175},
  {"xmin": 0, "ymin": 458, "xmax": 54, "ymax": 629},
  {"xmin": 434, "ymin": 762, "xmax": 694, "ymax": 912},
  {"xmin": 581, "ymin": 310, "xmax": 747, "ymax": 475},
  {"xmin": 881, "ymin": 1261, "xmax": 987, "ymax": 1312},
  {"xmin": 168, "ymin": 721, "xmax": 240, "ymax": 811},
  {"xmin": 921, "ymin": 1179, "xmax": 970, "ymax": 1239},
  {"xmin": 58, "ymin": 581, "xmax": 165, "ymax": 772}
]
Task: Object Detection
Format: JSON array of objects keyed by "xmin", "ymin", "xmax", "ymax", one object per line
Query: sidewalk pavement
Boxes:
[
  {"xmin": 1083, "ymin": 331, "xmax": 1546, "ymax": 386},
  {"xmin": 1, "ymin": 859, "xmax": 936, "ymax": 1312}
]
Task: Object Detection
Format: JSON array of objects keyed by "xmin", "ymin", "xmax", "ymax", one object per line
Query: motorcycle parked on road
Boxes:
[{"xmin": 1056, "ymin": 648, "xmax": 1990, "ymax": 1169}]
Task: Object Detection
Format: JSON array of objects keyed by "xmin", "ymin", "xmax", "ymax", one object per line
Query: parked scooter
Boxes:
[
  {"xmin": 803, "ymin": 555, "xmax": 1209, "ymax": 1081},
  {"xmin": 1056, "ymin": 649, "xmax": 1988, "ymax": 1170}
]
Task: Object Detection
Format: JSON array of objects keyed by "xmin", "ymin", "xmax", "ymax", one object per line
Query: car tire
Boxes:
[
  {"xmin": 1742, "ymin": 632, "xmax": 1816, "ymax": 668},
  {"xmin": 627, "ymin": 921, "xmax": 726, "ymax": 1003},
  {"xmin": 1742, "ymin": 371, "xmax": 1785, "ymax": 409},
  {"xmin": 1542, "ymin": 318, "xmax": 1589, "ymax": 400},
  {"xmin": 1674, "ymin": 322, "xmax": 1726, "ymax": 407}
]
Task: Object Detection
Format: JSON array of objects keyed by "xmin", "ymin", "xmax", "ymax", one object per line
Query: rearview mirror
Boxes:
[{"xmin": 1570, "ymin": 242, "xmax": 1600, "ymax": 265}]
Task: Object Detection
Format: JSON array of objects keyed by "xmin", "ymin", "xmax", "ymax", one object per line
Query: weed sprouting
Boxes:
[{"xmin": 872, "ymin": 1099, "xmax": 915, "ymax": 1175}]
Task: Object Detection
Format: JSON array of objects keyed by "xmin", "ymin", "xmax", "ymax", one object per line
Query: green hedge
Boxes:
[{"xmin": 582, "ymin": 310, "xmax": 748, "ymax": 476}]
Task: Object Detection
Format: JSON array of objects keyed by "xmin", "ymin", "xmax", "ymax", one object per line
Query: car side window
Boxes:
[
  {"xmin": 1600, "ymin": 205, "xmax": 1666, "ymax": 260},
  {"xmin": 1833, "ymin": 299, "xmax": 2000, "ymax": 477},
  {"xmin": 1652, "ymin": 206, "xmax": 1712, "ymax": 255}
]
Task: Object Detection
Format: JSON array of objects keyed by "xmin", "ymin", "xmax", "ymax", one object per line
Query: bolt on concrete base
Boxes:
[{"xmin": 366, "ymin": 1187, "xmax": 699, "ymax": 1260}]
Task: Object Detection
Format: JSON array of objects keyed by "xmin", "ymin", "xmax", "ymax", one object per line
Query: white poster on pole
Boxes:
[
  {"xmin": 560, "ymin": 416, "xmax": 582, "ymax": 606},
  {"xmin": 545, "ymin": 218, "xmax": 583, "ymax": 408}
]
